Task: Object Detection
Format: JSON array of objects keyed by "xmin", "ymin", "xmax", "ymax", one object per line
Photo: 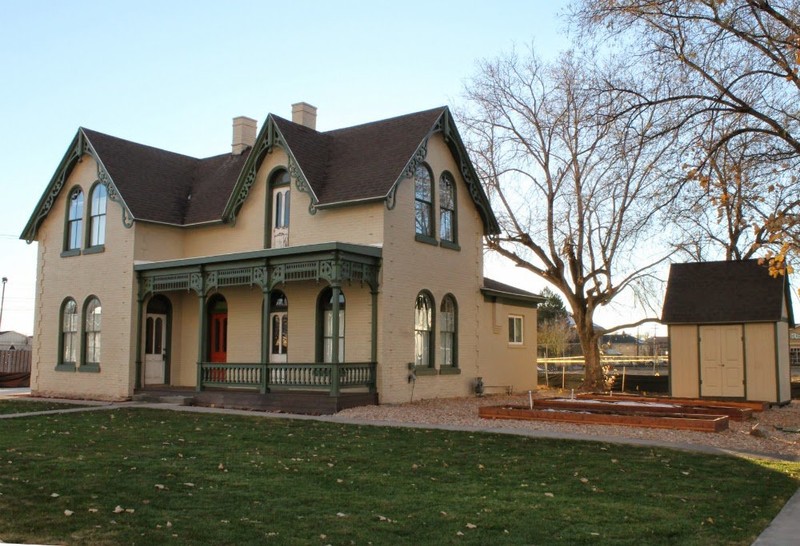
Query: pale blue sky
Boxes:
[{"xmin": 2, "ymin": 0, "xmax": 647, "ymax": 337}]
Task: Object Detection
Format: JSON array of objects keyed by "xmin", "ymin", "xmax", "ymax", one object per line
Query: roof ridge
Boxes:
[{"xmin": 323, "ymin": 106, "xmax": 447, "ymax": 135}]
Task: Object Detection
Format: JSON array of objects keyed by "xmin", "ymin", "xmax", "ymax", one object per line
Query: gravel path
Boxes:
[{"xmin": 337, "ymin": 390, "xmax": 800, "ymax": 460}]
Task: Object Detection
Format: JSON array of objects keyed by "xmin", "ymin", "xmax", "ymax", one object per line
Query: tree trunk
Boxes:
[{"xmin": 575, "ymin": 322, "xmax": 603, "ymax": 391}]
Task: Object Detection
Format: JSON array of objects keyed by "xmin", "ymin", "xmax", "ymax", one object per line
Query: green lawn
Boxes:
[
  {"xmin": 0, "ymin": 399, "xmax": 92, "ymax": 415},
  {"xmin": 0, "ymin": 408, "xmax": 797, "ymax": 545}
]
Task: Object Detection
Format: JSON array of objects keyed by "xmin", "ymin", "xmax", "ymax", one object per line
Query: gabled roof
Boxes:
[
  {"xmin": 22, "ymin": 106, "xmax": 499, "ymax": 242},
  {"xmin": 661, "ymin": 260, "xmax": 794, "ymax": 325}
]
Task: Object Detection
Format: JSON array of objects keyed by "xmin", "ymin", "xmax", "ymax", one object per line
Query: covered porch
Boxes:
[{"xmin": 133, "ymin": 242, "xmax": 381, "ymax": 413}]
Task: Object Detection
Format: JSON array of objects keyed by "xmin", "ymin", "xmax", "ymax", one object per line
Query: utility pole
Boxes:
[{"xmin": 0, "ymin": 277, "xmax": 7, "ymax": 331}]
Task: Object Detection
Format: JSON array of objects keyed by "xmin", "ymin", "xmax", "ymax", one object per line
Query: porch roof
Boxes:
[
  {"xmin": 135, "ymin": 242, "xmax": 382, "ymax": 297},
  {"xmin": 134, "ymin": 241, "xmax": 381, "ymax": 271}
]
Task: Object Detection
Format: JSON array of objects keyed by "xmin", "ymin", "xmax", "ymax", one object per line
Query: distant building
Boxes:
[{"xmin": 0, "ymin": 331, "xmax": 32, "ymax": 351}]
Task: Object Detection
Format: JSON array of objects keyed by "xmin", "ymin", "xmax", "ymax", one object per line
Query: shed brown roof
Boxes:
[{"xmin": 661, "ymin": 260, "xmax": 793, "ymax": 324}]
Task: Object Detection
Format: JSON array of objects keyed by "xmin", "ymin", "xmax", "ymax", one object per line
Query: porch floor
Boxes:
[{"xmin": 134, "ymin": 386, "xmax": 378, "ymax": 415}]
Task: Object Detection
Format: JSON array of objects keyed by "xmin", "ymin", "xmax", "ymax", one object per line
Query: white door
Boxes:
[
  {"xmin": 270, "ymin": 312, "xmax": 288, "ymax": 363},
  {"xmin": 272, "ymin": 188, "xmax": 290, "ymax": 248},
  {"xmin": 144, "ymin": 314, "xmax": 167, "ymax": 384},
  {"xmin": 700, "ymin": 325, "xmax": 744, "ymax": 397}
]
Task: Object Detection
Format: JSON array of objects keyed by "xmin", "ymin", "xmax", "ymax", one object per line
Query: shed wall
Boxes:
[{"xmin": 669, "ymin": 325, "xmax": 699, "ymax": 398}]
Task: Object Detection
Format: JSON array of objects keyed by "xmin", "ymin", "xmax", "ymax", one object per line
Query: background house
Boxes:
[{"xmin": 662, "ymin": 260, "xmax": 793, "ymax": 404}]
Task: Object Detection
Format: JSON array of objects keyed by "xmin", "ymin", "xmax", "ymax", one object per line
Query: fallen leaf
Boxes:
[
  {"xmin": 113, "ymin": 506, "xmax": 125, "ymax": 514},
  {"xmin": 544, "ymin": 492, "xmax": 554, "ymax": 497},
  {"xmin": 125, "ymin": 508, "xmax": 135, "ymax": 513},
  {"xmin": 64, "ymin": 510, "xmax": 73, "ymax": 516},
  {"xmin": 51, "ymin": 493, "xmax": 60, "ymax": 498},
  {"xmin": 580, "ymin": 478, "xmax": 589, "ymax": 484},
  {"xmin": 154, "ymin": 484, "xmax": 165, "ymax": 490},
  {"xmin": 337, "ymin": 512, "xmax": 347, "ymax": 517},
  {"xmin": 456, "ymin": 531, "xmax": 464, "ymax": 536},
  {"xmin": 466, "ymin": 523, "xmax": 477, "ymax": 529},
  {"xmin": 88, "ymin": 508, "xmax": 98, "ymax": 513},
  {"xmin": 183, "ymin": 483, "xmax": 195, "ymax": 487}
]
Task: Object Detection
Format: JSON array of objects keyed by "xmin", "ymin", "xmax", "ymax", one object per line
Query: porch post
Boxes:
[
  {"xmin": 196, "ymin": 292, "xmax": 206, "ymax": 393},
  {"xmin": 330, "ymin": 283, "xmax": 341, "ymax": 397},
  {"xmin": 134, "ymin": 292, "xmax": 144, "ymax": 390},
  {"xmin": 370, "ymin": 287, "xmax": 378, "ymax": 393},
  {"xmin": 260, "ymin": 288, "xmax": 271, "ymax": 394}
]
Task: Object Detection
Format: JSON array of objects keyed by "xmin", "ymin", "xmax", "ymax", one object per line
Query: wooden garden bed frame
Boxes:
[
  {"xmin": 478, "ymin": 405, "xmax": 729, "ymax": 432},
  {"xmin": 575, "ymin": 393, "xmax": 768, "ymax": 412},
  {"xmin": 533, "ymin": 398, "xmax": 753, "ymax": 421}
]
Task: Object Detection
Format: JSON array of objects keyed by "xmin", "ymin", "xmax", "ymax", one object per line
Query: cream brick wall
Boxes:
[
  {"xmin": 31, "ymin": 156, "xmax": 137, "ymax": 401},
  {"xmin": 377, "ymin": 135, "xmax": 486, "ymax": 404}
]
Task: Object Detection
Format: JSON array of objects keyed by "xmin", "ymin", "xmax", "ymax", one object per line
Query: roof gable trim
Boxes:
[
  {"xmin": 384, "ymin": 108, "xmax": 500, "ymax": 235},
  {"xmin": 223, "ymin": 115, "xmax": 318, "ymax": 224},
  {"xmin": 21, "ymin": 129, "xmax": 134, "ymax": 243}
]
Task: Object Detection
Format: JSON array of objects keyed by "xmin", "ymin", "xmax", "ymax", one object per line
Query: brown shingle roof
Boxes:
[
  {"xmin": 83, "ymin": 129, "xmax": 251, "ymax": 225},
  {"xmin": 273, "ymin": 107, "xmax": 446, "ymax": 205},
  {"xmin": 661, "ymin": 260, "xmax": 792, "ymax": 324}
]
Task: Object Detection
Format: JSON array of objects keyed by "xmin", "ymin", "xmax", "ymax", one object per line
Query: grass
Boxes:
[
  {"xmin": 0, "ymin": 399, "xmax": 93, "ymax": 415},
  {"xmin": 0, "ymin": 408, "xmax": 797, "ymax": 545}
]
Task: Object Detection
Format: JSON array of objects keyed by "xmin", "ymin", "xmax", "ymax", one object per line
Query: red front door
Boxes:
[{"xmin": 209, "ymin": 312, "xmax": 228, "ymax": 363}]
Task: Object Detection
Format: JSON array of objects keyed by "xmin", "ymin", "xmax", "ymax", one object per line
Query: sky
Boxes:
[{"xmin": 0, "ymin": 0, "xmax": 690, "ymax": 337}]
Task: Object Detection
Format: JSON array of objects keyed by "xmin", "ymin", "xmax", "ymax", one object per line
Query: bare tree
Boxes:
[
  {"xmin": 461, "ymin": 49, "xmax": 675, "ymax": 390},
  {"xmin": 572, "ymin": 0, "xmax": 800, "ymax": 270},
  {"xmin": 538, "ymin": 318, "xmax": 572, "ymax": 358}
]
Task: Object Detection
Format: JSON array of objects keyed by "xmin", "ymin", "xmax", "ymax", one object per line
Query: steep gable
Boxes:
[{"xmin": 661, "ymin": 260, "xmax": 793, "ymax": 325}]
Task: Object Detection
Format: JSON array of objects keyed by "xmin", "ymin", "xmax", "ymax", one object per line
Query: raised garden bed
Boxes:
[
  {"xmin": 478, "ymin": 404, "xmax": 729, "ymax": 432},
  {"xmin": 575, "ymin": 393, "xmax": 767, "ymax": 412},
  {"xmin": 538, "ymin": 397, "xmax": 753, "ymax": 421}
]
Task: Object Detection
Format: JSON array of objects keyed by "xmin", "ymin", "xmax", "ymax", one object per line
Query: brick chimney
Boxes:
[
  {"xmin": 232, "ymin": 116, "xmax": 257, "ymax": 155},
  {"xmin": 292, "ymin": 102, "xmax": 317, "ymax": 130}
]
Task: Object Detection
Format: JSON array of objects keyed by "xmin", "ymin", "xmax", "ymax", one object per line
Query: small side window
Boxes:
[{"xmin": 508, "ymin": 315, "xmax": 524, "ymax": 345}]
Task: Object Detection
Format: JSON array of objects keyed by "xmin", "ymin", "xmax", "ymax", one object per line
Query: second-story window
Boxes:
[
  {"xmin": 66, "ymin": 188, "xmax": 84, "ymax": 251},
  {"xmin": 89, "ymin": 184, "xmax": 107, "ymax": 247},
  {"xmin": 270, "ymin": 169, "xmax": 291, "ymax": 248},
  {"xmin": 439, "ymin": 172, "xmax": 456, "ymax": 244},
  {"xmin": 414, "ymin": 164, "xmax": 434, "ymax": 238}
]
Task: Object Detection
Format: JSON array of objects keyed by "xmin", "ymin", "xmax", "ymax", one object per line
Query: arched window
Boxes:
[
  {"xmin": 440, "ymin": 295, "xmax": 458, "ymax": 368},
  {"xmin": 89, "ymin": 183, "xmax": 107, "ymax": 247},
  {"xmin": 65, "ymin": 188, "xmax": 84, "ymax": 251},
  {"xmin": 318, "ymin": 287, "xmax": 345, "ymax": 363},
  {"xmin": 59, "ymin": 298, "xmax": 78, "ymax": 369},
  {"xmin": 84, "ymin": 297, "xmax": 102, "ymax": 368},
  {"xmin": 270, "ymin": 290, "xmax": 289, "ymax": 362},
  {"xmin": 414, "ymin": 292, "xmax": 434, "ymax": 368},
  {"xmin": 439, "ymin": 172, "xmax": 457, "ymax": 244},
  {"xmin": 270, "ymin": 169, "xmax": 291, "ymax": 248},
  {"xmin": 414, "ymin": 164, "xmax": 434, "ymax": 238}
]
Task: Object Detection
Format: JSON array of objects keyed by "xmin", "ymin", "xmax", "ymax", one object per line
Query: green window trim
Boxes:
[
  {"xmin": 414, "ymin": 164, "xmax": 434, "ymax": 238},
  {"xmin": 414, "ymin": 234, "xmax": 438, "ymax": 246},
  {"xmin": 54, "ymin": 362, "xmax": 76, "ymax": 372},
  {"xmin": 439, "ymin": 171, "xmax": 457, "ymax": 244},
  {"xmin": 64, "ymin": 187, "xmax": 84, "ymax": 252},
  {"xmin": 438, "ymin": 366, "xmax": 461, "ymax": 375},
  {"xmin": 414, "ymin": 291, "xmax": 435, "ymax": 369},
  {"xmin": 60, "ymin": 249, "xmax": 82, "ymax": 258},
  {"xmin": 78, "ymin": 364, "xmax": 101, "ymax": 373},
  {"xmin": 414, "ymin": 366, "xmax": 438, "ymax": 376},
  {"xmin": 83, "ymin": 245, "xmax": 105, "ymax": 255}
]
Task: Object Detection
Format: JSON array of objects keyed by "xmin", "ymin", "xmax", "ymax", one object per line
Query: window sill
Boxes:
[
  {"xmin": 60, "ymin": 249, "xmax": 81, "ymax": 258},
  {"xmin": 55, "ymin": 363, "xmax": 76, "ymax": 372},
  {"xmin": 414, "ymin": 366, "xmax": 438, "ymax": 376},
  {"xmin": 439, "ymin": 366, "xmax": 461, "ymax": 375},
  {"xmin": 439, "ymin": 240, "xmax": 460, "ymax": 251},
  {"xmin": 79, "ymin": 364, "xmax": 101, "ymax": 373},
  {"xmin": 508, "ymin": 343, "xmax": 526, "ymax": 349},
  {"xmin": 414, "ymin": 234, "xmax": 438, "ymax": 246},
  {"xmin": 83, "ymin": 245, "xmax": 105, "ymax": 255}
]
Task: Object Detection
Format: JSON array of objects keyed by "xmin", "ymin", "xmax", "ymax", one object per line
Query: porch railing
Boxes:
[{"xmin": 197, "ymin": 362, "xmax": 376, "ymax": 396}]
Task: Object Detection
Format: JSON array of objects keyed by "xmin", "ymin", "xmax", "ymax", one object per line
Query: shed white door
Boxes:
[{"xmin": 700, "ymin": 325, "xmax": 744, "ymax": 398}]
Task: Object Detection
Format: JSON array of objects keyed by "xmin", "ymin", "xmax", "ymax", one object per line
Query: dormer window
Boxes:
[
  {"xmin": 270, "ymin": 169, "xmax": 291, "ymax": 248},
  {"xmin": 65, "ymin": 187, "xmax": 84, "ymax": 251}
]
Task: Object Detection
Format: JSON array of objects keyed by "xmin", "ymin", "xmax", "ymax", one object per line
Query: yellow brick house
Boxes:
[{"xmin": 21, "ymin": 103, "xmax": 542, "ymax": 413}]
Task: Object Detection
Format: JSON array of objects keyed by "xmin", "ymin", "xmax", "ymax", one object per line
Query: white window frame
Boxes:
[{"xmin": 508, "ymin": 315, "xmax": 524, "ymax": 345}]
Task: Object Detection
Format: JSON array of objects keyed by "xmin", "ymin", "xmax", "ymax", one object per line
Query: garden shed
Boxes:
[{"xmin": 661, "ymin": 260, "xmax": 793, "ymax": 405}]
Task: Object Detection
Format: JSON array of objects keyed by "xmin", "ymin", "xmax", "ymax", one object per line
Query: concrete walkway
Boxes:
[{"xmin": 1, "ymin": 392, "xmax": 798, "ymax": 545}]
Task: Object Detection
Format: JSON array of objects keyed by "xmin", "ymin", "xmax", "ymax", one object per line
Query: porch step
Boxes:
[{"xmin": 133, "ymin": 393, "xmax": 195, "ymax": 406}]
